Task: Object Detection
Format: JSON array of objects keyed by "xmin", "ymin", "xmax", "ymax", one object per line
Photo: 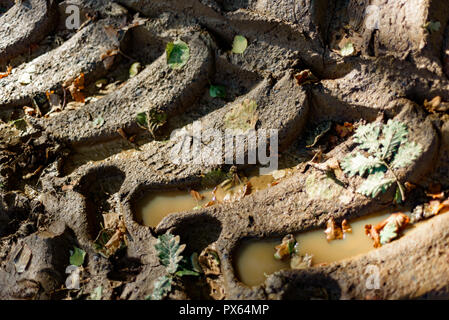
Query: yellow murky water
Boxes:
[
  {"xmin": 134, "ymin": 189, "xmax": 214, "ymax": 227},
  {"xmin": 235, "ymin": 211, "xmax": 415, "ymax": 287},
  {"xmin": 133, "ymin": 171, "xmax": 278, "ymax": 228}
]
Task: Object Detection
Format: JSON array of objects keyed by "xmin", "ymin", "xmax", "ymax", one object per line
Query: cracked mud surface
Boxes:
[{"xmin": 1, "ymin": 0, "xmax": 449, "ymax": 300}]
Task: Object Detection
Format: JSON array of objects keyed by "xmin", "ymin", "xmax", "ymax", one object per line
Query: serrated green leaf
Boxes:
[
  {"xmin": 148, "ymin": 275, "xmax": 172, "ymax": 300},
  {"xmin": 232, "ymin": 35, "xmax": 248, "ymax": 54},
  {"xmin": 341, "ymin": 153, "xmax": 384, "ymax": 177},
  {"xmin": 357, "ymin": 171, "xmax": 394, "ymax": 198},
  {"xmin": 166, "ymin": 40, "xmax": 190, "ymax": 69},
  {"xmin": 353, "ymin": 122, "xmax": 381, "ymax": 153},
  {"xmin": 69, "ymin": 246, "xmax": 86, "ymax": 267},
  {"xmin": 155, "ymin": 233, "xmax": 185, "ymax": 274},
  {"xmin": 391, "ymin": 141, "xmax": 423, "ymax": 169},
  {"xmin": 210, "ymin": 85, "xmax": 226, "ymax": 98},
  {"xmin": 379, "ymin": 221, "xmax": 398, "ymax": 245},
  {"xmin": 378, "ymin": 120, "xmax": 408, "ymax": 161}
]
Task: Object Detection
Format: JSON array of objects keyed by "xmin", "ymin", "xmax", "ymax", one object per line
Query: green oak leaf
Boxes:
[{"xmin": 357, "ymin": 170, "xmax": 394, "ymax": 198}]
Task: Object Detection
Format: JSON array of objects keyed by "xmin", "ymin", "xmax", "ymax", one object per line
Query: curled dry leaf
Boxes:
[
  {"xmin": 342, "ymin": 219, "xmax": 352, "ymax": 233},
  {"xmin": 66, "ymin": 73, "xmax": 86, "ymax": 103},
  {"xmin": 365, "ymin": 213, "xmax": 410, "ymax": 248},
  {"xmin": 190, "ymin": 190, "xmax": 204, "ymax": 201},
  {"xmin": 0, "ymin": 65, "xmax": 12, "ymax": 79},
  {"xmin": 324, "ymin": 217, "xmax": 343, "ymax": 241},
  {"xmin": 274, "ymin": 234, "xmax": 296, "ymax": 260},
  {"xmin": 335, "ymin": 122, "xmax": 354, "ymax": 138},
  {"xmin": 425, "ymin": 199, "xmax": 449, "ymax": 216},
  {"xmin": 294, "ymin": 69, "xmax": 318, "ymax": 86}
]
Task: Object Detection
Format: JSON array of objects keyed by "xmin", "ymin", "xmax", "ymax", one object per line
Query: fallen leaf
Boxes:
[
  {"xmin": 365, "ymin": 213, "xmax": 410, "ymax": 247},
  {"xmin": 274, "ymin": 234, "xmax": 296, "ymax": 260},
  {"xmin": 93, "ymin": 116, "xmax": 105, "ymax": 128},
  {"xmin": 423, "ymin": 96, "xmax": 441, "ymax": 113},
  {"xmin": 342, "ymin": 219, "xmax": 352, "ymax": 233},
  {"xmin": 324, "ymin": 217, "xmax": 344, "ymax": 241},
  {"xmin": 166, "ymin": 40, "xmax": 190, "ymax": 69},
  {"xmin": 66, "ymin": 73, "xmax": 85, "ymax": 103},
  {"xmin": 190, "ymin": 190, "xmax": 204, "ymax": 201},
  {"xmin": 335, "ymin": 122, "xmax": 354, "ymax": 138},
  {"xmin": 23, "ymin": 106, "xmax": 36, "ymax": 117},
  {"xmin": 129, "ymin": 62, "xmax": 142, "ymax": 78},
  {"xmin": 0, "ymin": 65, "xmax": 12, "ymax": 79},
  {"xmin": 232, "ymin": 35, "xmax": 248, "ymax": 54},
  {"xmin": 70, "ymin": 246, "xmax": 86, "ymax": 267},
  {"xmin": 209, "ymin": 85, "xmax": 226, "ymax": 98},
  {"xmin": 340, "ymin": 42, "xmax": 355, "ymax": 57},
  {"xmin": 294, "ymin": 69, "xmax": 318, "ymax": 86}
]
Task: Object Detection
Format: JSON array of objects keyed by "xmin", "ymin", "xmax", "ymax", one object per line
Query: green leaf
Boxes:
[
  {"xmin": 353, "ymin": 122, "xmax": 381, "ymax": 154},
  {"xmin": 148, "ymin": 275, "xmax": 172, "ymax": 300},
  {"xmin": 166, "ymin": 40, "xmax": 190, "ymax": 69},
  {"xmin": 89, "ymin": 286, "xmax": 103, "ymax": 300},
  {"xmin": 69, "ymin": 247, "xmax": 86, "ymax": 267},
  {"xmin": 378, "ymin": 120, "xmax": 408, "ymax": 161},
  {"xmin": 155, "ymin": 232, "xmax": 186, "ymax": 274},
  {"xmin": 210, "ymin": 85, "xmax": 226, "ymax": 98},
  {"xmin": 232, "ymin": 35, "xmax": 248, "ymax": 54},
  {"xmin": 93, "ymin": 116, "xmax": 105, "ymax": 128},
  {"xmin": 340, "ymin": 42, "xmax": 355, "ymax": 57},
  {"xmin": 136, "ymin": 112, "xmax": 147, "ymax": 127},
  {"xmin": 379, "ymin": 221, "xmax": 398, "ymax": 245},
  {"xmin": 341, "ymin": 153, "xmax": 384, "ymax": 177},
  {"xmin": 391, "ymin": 141, "xmax": 423, "ymax": 169},
  {"xmin": 357, "ymin": 171, "xmax": 394, "ymax": 198},
  {"xmin": 129, "ymin": 62, "xmax": 142, "ymax": 78}
]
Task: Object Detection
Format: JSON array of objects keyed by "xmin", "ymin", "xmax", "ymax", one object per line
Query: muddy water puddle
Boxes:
[
  {"xmin": 133, "ymin": 169, "xmax": 283, "ymax": 228},
  {"xmin": 235, "ymin": 211, "xmax": 417, "ymax": 287}
]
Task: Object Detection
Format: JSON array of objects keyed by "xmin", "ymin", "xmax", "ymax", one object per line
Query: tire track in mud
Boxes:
[{"xmin": 1, "ymin": 0, "xmax": 449, "ymax": 300}]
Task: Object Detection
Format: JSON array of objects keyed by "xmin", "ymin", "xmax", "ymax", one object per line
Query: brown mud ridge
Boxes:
[{"xmin": 0, "ymin": 0, "xmax": 449, "ymax": 300}]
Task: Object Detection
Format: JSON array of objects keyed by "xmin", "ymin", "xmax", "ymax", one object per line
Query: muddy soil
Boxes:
[{"xmin": 1, "ymin": 0, "xmax": 449, "ymax": 300}]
